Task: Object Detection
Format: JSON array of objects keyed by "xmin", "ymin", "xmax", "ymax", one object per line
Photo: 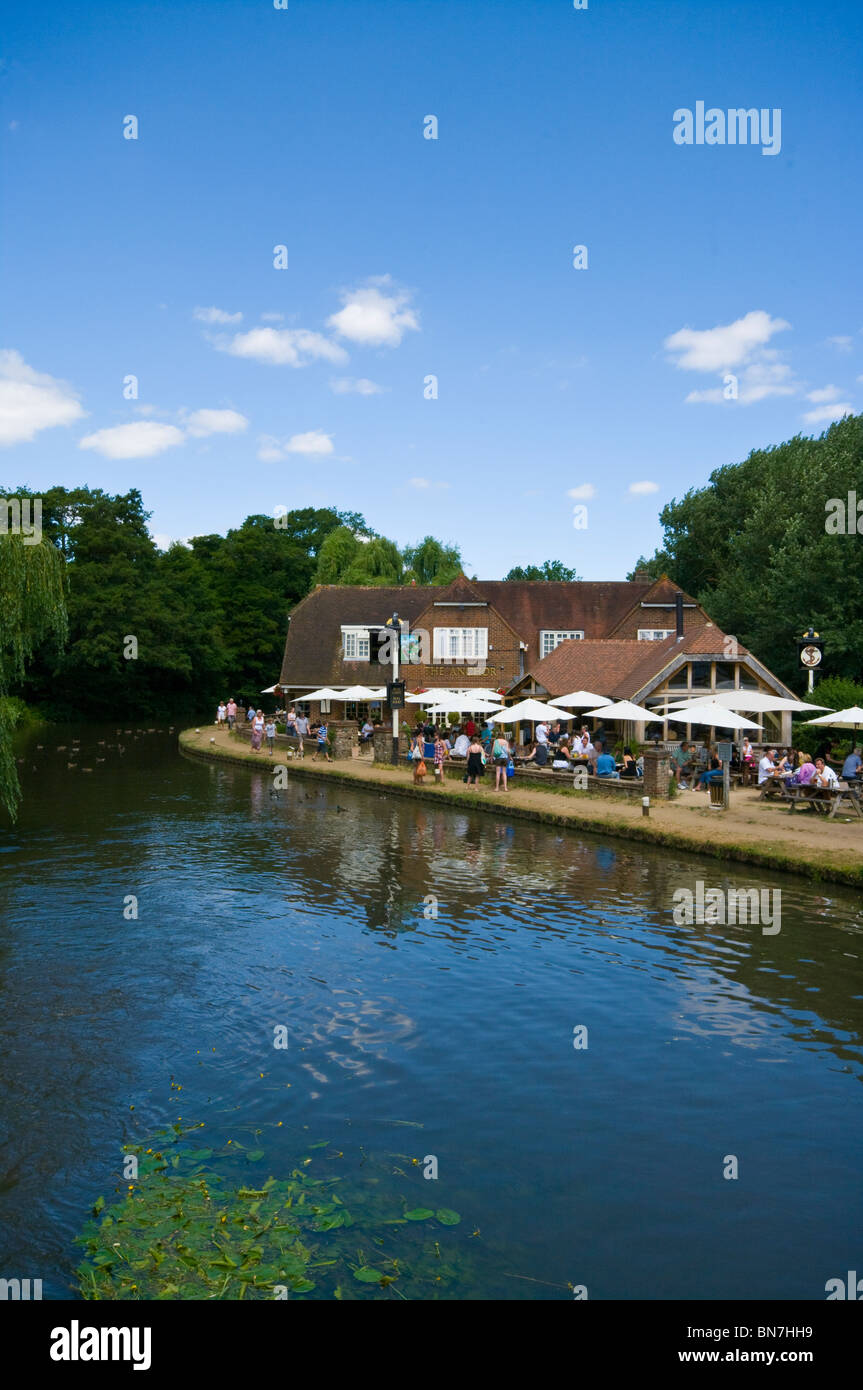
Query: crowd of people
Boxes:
[{"xmin": 406, "ymin": 715, "xmax": 644, "ymax": 790}]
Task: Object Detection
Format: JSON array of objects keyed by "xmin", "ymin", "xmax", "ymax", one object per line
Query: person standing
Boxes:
[
  {"xmin": 217, "ymin": 701, "xmax": 227, "ymax": 728},
  {"xmin": 465, "ymin": 734, "xmax": 485, "ymax": 786},
  {"xmin": 265, "ymin": 717, "xmax": 276, "ymax": 756},
  {"xmin": 295, "ymin": 712, "xmax": 309, "ymax": 757},
  {"xmin": 285, "ymin": 707, "xmax": 298, "ymax": 738},
  {"xmin": 492, "ymin": 731, "xmax": 510, "ymax": 792},
  {"xmin": 313, "ymin": 721, "xmax": 332, "ymax": 762},
  {"xmin": 251, "ymin": 709, "xmax": 265, "ymax": 752},
  {"xmin": 433, "ymin": 731, "xmax": 448, "ymax": 784},
  {"xmin": 226, "ymin": 698, "xmax": 237, "ymax": 732}
]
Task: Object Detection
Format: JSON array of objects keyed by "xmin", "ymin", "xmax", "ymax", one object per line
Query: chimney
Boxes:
[{"xmin": 675, "ymin": 591, "xmax": 684, "ymax": 638}]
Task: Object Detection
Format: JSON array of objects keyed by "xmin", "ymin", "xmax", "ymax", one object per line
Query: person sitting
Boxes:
[
  {"xmin": 788, "ymin": 759, "xmax": 816, "ymax": 787},
  {"xmin": 547, "ymin": 721, "xmax": 563, "ymax": 747},
  {"xmin": 758, "ymin": 749, "xmax": 778, "ymax": 784},
  {"xmin": 672, "ymin": 741, "xmax": 696, "ymax": 788},
  {"xmin": 452, "ymin": 731, "xmax": 471, "ymax": 758},
  {"xmin": 523, "ymin": 740, "xmax": 549, "ymax": 768},
  {"xmin": 596, "ymin": 746, "xmax": 619, "ymax": 778},
  {"xmin": 813, "ymin": 756, "xmax": 838, "ymax": 788},
  {"xmin": 842, "ymin": 746, "xmax": 862, "ymax": 781},
  {"xmin": 552, "ymin": 740, "xmax": 572, "ymax": 770},
  {"xmin": 698, "ymin": 755, "xmax": 724, "ymax": 790},
  {"xmin": 359, "ymin": 719, "xmax": 375, "ymax": 744},
  {"xmin": 619, "ymin": 746, "xmax": 639, "ymax": 778}
]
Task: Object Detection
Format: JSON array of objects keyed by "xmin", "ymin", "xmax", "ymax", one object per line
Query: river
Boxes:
[{"xmin": 1, "ymin": 724, "xmax": 861, "ymax": 1299}]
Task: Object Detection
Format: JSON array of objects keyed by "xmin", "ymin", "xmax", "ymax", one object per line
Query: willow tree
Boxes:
[{"xmin": 0, "ymin": 533, "xmax": 68, "ymax": 818}]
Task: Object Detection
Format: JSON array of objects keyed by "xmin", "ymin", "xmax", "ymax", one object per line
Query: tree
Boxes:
[
  {"xmin": 627, "ymin": 413, "xmax": 863, "ymax": 688},
  {"xmin": 314, "ymin": 526, "xmax": 362, "ymax": 585},
  {"xmin": 0, "ymin": 533, "xmax": 67, "ymax": 817},
  {"xmin": 343, "ymin": 536, "xmax": 404, "ymax": 586},
  {"xmin": 402, "ymin": 536, "xmax": 463, "ymax": 586},
  {"xmin": 503, "ymin": 560, "xmax": 580, "ymax": 581}
]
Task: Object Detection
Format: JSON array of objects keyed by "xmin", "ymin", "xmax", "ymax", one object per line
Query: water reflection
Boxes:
[{"xmin": 0, "ymin": 725, "xmax": 861, "ymax": 1299}]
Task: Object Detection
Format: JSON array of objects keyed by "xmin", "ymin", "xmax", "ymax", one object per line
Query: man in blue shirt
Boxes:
[
  {"xmin": 596, "ymin": 746, "xmax": 619, "ymax": 778},
  {"xmin": 842, "ymin": 747, "xmax": 862, "ymax": 780}
]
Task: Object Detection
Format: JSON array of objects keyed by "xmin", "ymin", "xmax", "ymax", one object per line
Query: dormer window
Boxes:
[
  {"xmin": 540, "ymin": 630, "xmax": 583, "ymax": 657},
  {"xmin": 342, "ymin": 627, "xmax": 371, "ymax": 660}
]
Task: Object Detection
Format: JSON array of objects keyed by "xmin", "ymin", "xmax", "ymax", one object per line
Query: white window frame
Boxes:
[
  {"xmin": 540, "ymin": 630, "xmax": 584, "ymax": 657},
  {"xmin": 432, "ymin": 627, "xmax": 489, "ymax": 662},
  {"xmin": 637, "ymin": 628, "xmax": 675, "ymax": 641},
  {"xmin": 342, "ymin": 627, "xmax": 371, "ymax": 661}
]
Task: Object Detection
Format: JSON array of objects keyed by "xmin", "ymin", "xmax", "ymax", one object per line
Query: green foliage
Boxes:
[
  {"xmin": 0, "ymin": 532, "xmax": 67, "ymax": 816},
  {"xmin": 629, "ymin": 413, "xmax": 863, "ymax": 687},
  {"xmin": 792, "ymin": 677, "xmax": 863, "ymax": 752},
  {"xmin": 504, "ymin": 560, "xmax": 580, "ymax": 581},
  {"xmin": 402, "ymin": 536, "xmax": 463, "ymax": 586},
  {"xmin": 75, "ymin": 1122, "xmax": 470, "ymax": 1301}
]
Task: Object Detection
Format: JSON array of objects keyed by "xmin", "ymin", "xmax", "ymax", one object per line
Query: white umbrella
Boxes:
[
  {"xmin": 405, "ymin": 688, "xmax": 458, "ymax": 704},
  {"xmin": 663, "ymin": 692, "xmax": 831, "ymax": 714},
  {"xmin": 666, "ymin": 702, "xmax": 762, "ymax": 732},
  {"xmin": 553, "ymin": 690, "xmax": 608, "ymax": 708},
  {"xmin": 337, "ymin": 685, "xmax": 386, "ymax": 700},
  {"xmin": 806, "ymin": 706, "xmax": 863, "ymax": 727},
  {"xmin": 304, "ymin": 687, "xmax": 345, "ymax": 702},
  {"xmin": 584, "ymin": 701, "xmax": 661, "ymax": 723},
  {"xmin": 260, "ymin": 685, "xmax": 280, "ymax": 694},
  {"xmin": 488, "ymin": 698, "xmax": 575, "ymax": 723},
  {"xmin": 425, "ymin": 696, "xmax": 502, "ymax": 715}
]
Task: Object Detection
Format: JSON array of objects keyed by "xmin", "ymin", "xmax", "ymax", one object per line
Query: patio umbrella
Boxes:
[
  {"xmin": 405, "ymin": 689, "xmax": 458, "ymax": 703},
  {"xmin": 260, "ymin": 685, "xmax": 280, "ymax": 694},
  {"xmin": 337, "ymin": 685, "xmax": 386, "ymax": 700},
  {"xmin": 666, "ymin": 703, "xmax": 762, "ymax": 731},
  {"xmin": 424, "ymin": 696, "xmax": 502, "ymax": 714},
  {"xmin": 805, "ymin": 706, "xmax": 863, "ymax": 753},
  {"xmin": 487, "ymin": 698, "xmax": 575, "ymax": 723},
  {"xmin": 584, "ymin": 701, "xmax": 661, "ymax": 723},
  {"xmin": 663, "ymin": 692, "xmax": 832, "ymax": 714},
  {"xmin": 304, "ymin": 687, "xmax": 345, "ymax": 702},
  {"xmin": 553, "ymin": 690, "xmax": 608, "ymax": 709}
]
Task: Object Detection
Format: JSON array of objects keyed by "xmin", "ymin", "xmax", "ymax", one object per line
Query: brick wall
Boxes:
[
  {"xmin": 404, "ymin": 602, "xmax": 520, "ymax": 690},
  {"xmin": 612, "ymin": 607, "xmax": 710, "ymax": 640}
]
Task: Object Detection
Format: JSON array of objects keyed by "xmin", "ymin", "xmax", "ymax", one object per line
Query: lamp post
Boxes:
[{"xmin": 384, "ymin": 612, "xmax": 406, "ymax": 765}]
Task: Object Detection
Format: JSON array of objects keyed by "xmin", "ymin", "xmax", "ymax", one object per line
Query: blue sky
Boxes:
[{"xmin": 2, "ymin": 0, "xmax": 861, "ymax": 578}]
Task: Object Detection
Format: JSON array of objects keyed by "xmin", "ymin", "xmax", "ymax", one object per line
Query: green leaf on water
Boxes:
[
  {"xmin": 435, "ymin": 1208, "xmax": 461, "ymax": 1226},
  {"xmin": 354, "ymin": 1266, "xmax": 386, "ymax": 1282},
  {"xmin": 247, "ymin": 1150, "xmax": 265, "ymax": 1162},
  {"xmin": 404, "ymin": 1208, "xmax": 434, "ymax": 1221},
  {"xmin": 92, "ymin": 1196, "xmax": 105, "ymax": 1215}
]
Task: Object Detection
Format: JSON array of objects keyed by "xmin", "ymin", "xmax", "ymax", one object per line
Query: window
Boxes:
[
  {"xmin": 714, "ymin": 662, "xmax": 736, "ymax": 690},
  {"xmin": 432, "ymin": 627, "xmax": 488, "ymax": 661},
  {"xmin": 342, "ymin": 628, "xmax": 370, "ymax": 660},
  {"xmin": 690, "ymin": 661, "xmax": 711, "ymax": 689},
  {"xmin": 638, "ymin": 628, "xmax": 675, "ymax": 641},
  {"xmin": 540, "ymin": 630, "xmax": 584, "ymax": 657}
]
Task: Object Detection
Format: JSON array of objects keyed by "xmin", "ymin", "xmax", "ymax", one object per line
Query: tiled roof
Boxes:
[
  {"xmin": 279, "ymin": 584, "xmax": 436, "ymax": 688},
  {"xmin": 521, "ymin": 627, "xmax": 750, "ymax": 701}
]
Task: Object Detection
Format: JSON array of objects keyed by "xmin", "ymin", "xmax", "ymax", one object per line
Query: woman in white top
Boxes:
[{"xmin": 251, "ymin": 709, "xmax": 265, "ymax": 752}]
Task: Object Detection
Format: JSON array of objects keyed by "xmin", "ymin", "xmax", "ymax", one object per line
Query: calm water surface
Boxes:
[{"xmin": 1, "ymin": 725, "xmax": 861, "ymax": 1299}]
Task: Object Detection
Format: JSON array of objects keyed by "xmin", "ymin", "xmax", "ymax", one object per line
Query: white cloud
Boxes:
[
  {"xmin": 260, "ymin": 311, "xmax": 285, "ymax": 323},
  {"xmin": 328, "ymin": 278, "xmax": 419, "ymax": 347},
  {"xmin": 330, "ymin": 376, "xmax": 385, "ymax": 396},
  {"xmin": 0, "ymin": 349, "xmax": 85, "ymax": 446},
  {"xmin": 80, "ymin": 421, "xmax": 185, "ymax": 459},
  {"xmin": 628, "ymin": 481, "xmax": 659, "ymax": 495},
  {"xmin": 806, "ymin": 384, "xmax": 841, "ymax": 403},
  {"xmin": 184, "ymin": 408, "xmax": 249, "ymax": 437},
  {"xmin": 256, "ymin": 429, "xmax": 334, "ymax": 461},
  {"xmin": 567, "ymin": 484, "xmax": 596, "ymax": 500},
  {"xmin": 802, "ymin": 402, "xmax": 854, "ymax": 425},
  {"xmin": 220, "ymin": 327, "xmax": 347, "ymax": 367},
  {"xmin": 193, "ymin": 306, "xmax": 243, "ymax": 325},
  {"xmin": 665, "ymin": 310, "xmax": 790, "ymax": 372},
  {"xmin": 686, "ymin": 361, "xmax": 797, "ymax": 405},
  {"xmin": 827, "ymin": 335, "xmax": 853, "ymax": 352}
]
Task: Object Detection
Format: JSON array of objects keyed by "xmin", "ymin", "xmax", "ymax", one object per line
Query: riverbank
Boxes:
[{"xmin": 179, "ymin": 726, "xmax": 863, "ymax": 885}]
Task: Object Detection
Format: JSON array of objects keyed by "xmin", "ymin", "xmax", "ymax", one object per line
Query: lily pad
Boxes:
[
  {"xmin": 354, "ymin": 1266, "xmax": 386, "ymax": 1282},
  {"xmin": 404, "ymin": 1207, "xmax": 434, "ymax": 1221},
  {"xmin": 435, "ymin": 1208, "xmax": 461, "ymax": 1226}
]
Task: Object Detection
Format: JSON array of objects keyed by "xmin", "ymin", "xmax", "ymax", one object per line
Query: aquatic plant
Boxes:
[{"xmin": 75, "ymin": 1122, "xmax": 466, "ymax": 1300}]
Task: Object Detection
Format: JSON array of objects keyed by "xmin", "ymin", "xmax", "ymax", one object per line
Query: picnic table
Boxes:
[{"xmin": 766, "ymin": 780, "xmax": 863, "ymax": 818}]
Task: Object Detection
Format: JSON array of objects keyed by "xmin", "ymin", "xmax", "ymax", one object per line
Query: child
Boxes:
[
  {"xmin": 265, "ymin": 718, "xmax": 276, "ymax": 756},
  {"xmin": 433, "ymin": 732, "xmax": 447, "ymax": 784},
  {"xmin": 313, "ymin": 722, "xmax": 332, "ymax": 762}
]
